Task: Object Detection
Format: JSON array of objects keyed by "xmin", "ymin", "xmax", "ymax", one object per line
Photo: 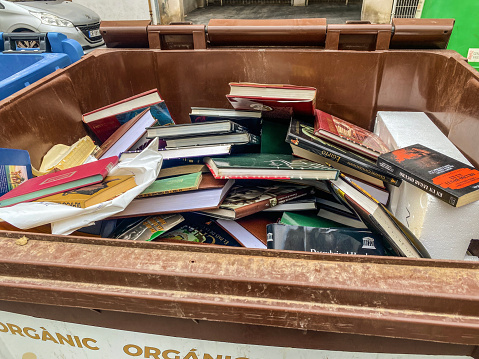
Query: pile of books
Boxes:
[{"xmin": 2, "ymin": 83, "xmax": 478, "ymax": 260}]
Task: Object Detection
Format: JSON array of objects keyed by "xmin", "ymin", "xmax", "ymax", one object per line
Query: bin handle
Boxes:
[{"xmin": 2, "ymin": 32, "xmax": 48, "ymax": 53}]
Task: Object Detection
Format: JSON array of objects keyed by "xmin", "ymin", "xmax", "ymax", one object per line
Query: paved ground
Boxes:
[{"xmin": 185, "ymin": 2, "xmax": 362, "ymax": 24}]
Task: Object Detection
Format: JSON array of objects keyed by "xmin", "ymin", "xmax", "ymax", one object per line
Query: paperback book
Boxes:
[
  {"xmin": 114, "ymin": 214, "xmax": 185, "ymax": 241},
  {"xmin": 286, "ymin": 118, "xmax": 400, "ymax": 186},
  {"xmin": 266, "ymin": 223, "xmax": 387, "ymax": 256},
  {"xmin": 0, "ymin": 148, "xmax": 33, "ymax": 197},
  {"xmin": 138, "ymin": 172, "xmax": 202, "ymax": 198},
  {"xmin": 377, "ymin": 143, "xmax": 479, "ymax": 207}
]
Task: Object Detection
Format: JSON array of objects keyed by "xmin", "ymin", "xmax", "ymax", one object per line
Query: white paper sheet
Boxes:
[{"xmin": 0, "ymin": 139, "xmax": 162, "ymax": 235}]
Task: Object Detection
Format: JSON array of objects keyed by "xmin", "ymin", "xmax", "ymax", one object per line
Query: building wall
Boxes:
[
  {"xmin": 361, "ymin": 0, "xmax": 394, "ymax": 24},
  {"xmin": 184, "ymin": 0, "xmax": 198, "ymax": 16}
]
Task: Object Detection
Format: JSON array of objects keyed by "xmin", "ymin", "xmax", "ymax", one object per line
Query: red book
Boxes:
[
  {"xmin": 0, "ymin": 156, "xmax": 118, "ymax": 207},
  {"xmin": 313, "ymin": 109, "xmax": 390, "ymax": 160},
  {"xmin": 82, "ymin": 89, "xmax": 174, "ymax": 143},
  {"xmin": 226, "ymin": 82, "xmax": 316, "ymax": 119}
]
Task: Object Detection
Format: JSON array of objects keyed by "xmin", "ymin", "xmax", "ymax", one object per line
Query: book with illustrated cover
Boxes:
[
  {"xmin": 37, "ymin": 175, "xmax": 136, "ymax": 208},
  {"xmin": 0, "ymin": 156, "xmax": 118, "ymax": 208},
  {"xmin": 286, "ymin": 118, "xmax": 400, "ymax": 186},
  {"xmin": 227, "ymin": 82, "xmax": 316, "ymax": 119},
  {"xmin": 82, "ymin": 89, "xmax": 174, "ymax": 143},
  {"xmin": 157, "ymin": 213, "xmax": 243, "ymax": 247},
  {"xmin": 114, "ymin": 214, "xmax": 185, "ymax": 241},
  {"xmin": 146, "ymin": 120, "xmax": 248, "ymax": 139},
  {"xmin": 377, "ymin": 144, "xmax": 479, "ymax": 207},
  {"xmin": 0, "ymin": 148, "xmax": 33, "ymax": 197},
  {"xmin": 189, "ymin": 107, "xmax": 262, "ymax": 136},
  {"xmin": 266, "ymin": 223, "xmax": 387, "ymax": 256},
  {"xmin": 200, "ymin": 182, "xmax": 312, "ymax": 220},
  {"xmin": 314, "ymin": 109, "xmax": 390, "ymax": 160},
  {"xmin": 138, "ymin": 172, "xmax": 202, "ymax": 198},
  {"xmin": 204, "ymin": 153, "xmax": 339, "ymax": 180},
  {"xmin": 328, "ymin": 175, "xmax": 430, "ymax": 258}
]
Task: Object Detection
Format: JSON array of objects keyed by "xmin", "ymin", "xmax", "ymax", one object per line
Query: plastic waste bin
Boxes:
[
  {"xmin": 0, "ymin": 32, "xmax": 83, "ymax": 101},
  {"xmin": 0, "ymin": 19, "xmax": 478, "ymax": 358}
]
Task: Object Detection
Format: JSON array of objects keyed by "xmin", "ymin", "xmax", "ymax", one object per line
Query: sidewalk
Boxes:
[{"xmin": 185, "ymin": 3, "xmax": 362, "ymax": 24}]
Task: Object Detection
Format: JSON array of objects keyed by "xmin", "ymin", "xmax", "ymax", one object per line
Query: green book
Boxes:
[
  {"xmin": 261, "ymin": 119, "xmax": 292, "ymax": 155},
  {"xmin": 204, "ymin": 153, "xmax": 339, "ymax": 180},
  {"xmin": 138, "ymin": 172, "xmax": 202, "ymax": 198},
  {"xmin": 280, "ymin": 211, "xmax": 346, "ymax": 228}
]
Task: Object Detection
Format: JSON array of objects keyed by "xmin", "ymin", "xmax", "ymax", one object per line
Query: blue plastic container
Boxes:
[{"xmin": 0, "ymin": 32, "xmax": 83, "ymax": 101}]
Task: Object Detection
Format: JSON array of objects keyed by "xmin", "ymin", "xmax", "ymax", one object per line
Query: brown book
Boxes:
[{"xmin": 200, "ymin": 183, "xmax": 312, "ymax": 220}]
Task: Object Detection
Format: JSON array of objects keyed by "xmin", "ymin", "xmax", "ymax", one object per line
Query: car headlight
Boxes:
[{"xmin": 30, "ymin": 11, "xmax": 74, "ymax": 28}]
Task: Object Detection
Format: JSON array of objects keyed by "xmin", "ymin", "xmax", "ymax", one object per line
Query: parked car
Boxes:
[{"xmin": 0, "ymin": 0, "xmax": 104, "ymax": 50}]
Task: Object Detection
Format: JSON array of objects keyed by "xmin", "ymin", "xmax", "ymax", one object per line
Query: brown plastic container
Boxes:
[{"xmin": 0, "ymin": 42, "xmax": 479, "ymax": 355}]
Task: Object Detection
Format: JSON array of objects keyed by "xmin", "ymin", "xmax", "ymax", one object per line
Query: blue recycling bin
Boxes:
[{"xmin": 0, "ymin": 32, "xmax": 83, "ymax": 101}]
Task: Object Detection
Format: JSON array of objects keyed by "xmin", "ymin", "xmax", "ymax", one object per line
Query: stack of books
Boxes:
[{"xmin": 5, "ymin": 82, "xmax": 479, "ymax": 260}]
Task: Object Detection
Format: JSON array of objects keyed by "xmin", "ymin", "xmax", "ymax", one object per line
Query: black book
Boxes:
[
  {"xmin": 190, "ymin": 107, "xmax": 262, "ymax": 136},
  {"xmin": 266, "ymin": 223, "xmax": 387, "ymax": 256},
  {"xmin": 286, "ymin": 118, "xmax": 401, "ymax": 186},
  {"xmin": 377, "ymin": 143, "xmax": 479, "ymax": 207},
  {"xmin": 156, "ymin": 213, "xmax": 243, "ymax": 247}
]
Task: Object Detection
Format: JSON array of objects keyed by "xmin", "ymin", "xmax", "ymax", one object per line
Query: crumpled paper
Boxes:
[{"xmin": 0, "ymin": 139, "xmax": 162, "ymax": 235}]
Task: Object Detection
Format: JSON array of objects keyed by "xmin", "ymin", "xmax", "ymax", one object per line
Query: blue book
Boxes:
[{"xmin": 0, "ymin": 148, "xmax": 33, "ymax": 197}]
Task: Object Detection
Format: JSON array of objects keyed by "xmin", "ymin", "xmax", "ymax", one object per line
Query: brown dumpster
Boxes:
[{"xmin": 0, "ymin": 19, "xmax": 479, "ymax": 358}]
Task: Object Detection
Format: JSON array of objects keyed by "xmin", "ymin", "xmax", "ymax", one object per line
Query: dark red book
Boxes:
[
  {"xmin": 82, "ymin": 89, "xmax": 174, "ymax": 143},
  {"xmin": 0, "ymin": 156, "xmax": 118, "ymax": 207},
  {"xmin": 226, "ymin": 82, "xmax": 316, "ymax": 119},
  {"xmin": 377, "ymin": 144, "xmax": 479, "ymax": 207},
  {"xmin": 314, "ymin": 109, "xmax": 390, "ymax": 160}
]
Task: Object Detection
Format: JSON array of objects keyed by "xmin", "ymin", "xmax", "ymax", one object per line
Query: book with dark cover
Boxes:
[
  {"xmin": 314, "ymin": 109, "xmax": 390, "ymax": 160},
  {"xmin": 0, "ymin": 156, "xmax": 118, "ymax": 208},
  {"xmin": 377, "ymin": 144, "xmax": 479, "ymax": 207},
  {"xmin": 165, "ymin": 132, "xmax": 260, "ymax": 149},
  {"xmin": 227, "ymin": 82, "xmax": 316, "ymax": 119},
  {"xmin": 286, "ymin": 118, "xmax": 401, "ymax": 186},
  {"xmin": 157, "ymin": 213, "xmax": 243, "ymax": 247},
  {"xmin": 120, "ymin": 144, "xmax": 232, "ymax": 162},
  {"xmin": 266, "ymin": 223, "xmax": 387, "ymax": 256},
  {"xmin": 146, "ymin": 120, "xmax": 249, "ymax": 139},
  {"xmin": 280, "ymin": 211, "xmax": 344, "ymax": 228},
  {"xmin": 114, "ymin": 214, "xmax": 185, "ymax": 241},
  {"xmin": 200, "ymin": 182, "xmax": 312, "ymax": 220},
  {"xmin": 261, "ymin": 119, "xmax": 292, "ymax": 155},
  {"xmin": 328, "ymin": 175, "xmax": 430, "ymax": 258},
  {"xmin": 190, "ymin": 108, "xmax": 262, "ymax": 136},
  {"xmin": 82, "ymin": 89, "xmax": 174, "ymax": 143},
  {"xmin": 0, "ymin": 148, "xmax": 33, "ymax": 197},
  {"xmin": 205, "ymin": 153, "xmax": 339, "ymax": 180}
]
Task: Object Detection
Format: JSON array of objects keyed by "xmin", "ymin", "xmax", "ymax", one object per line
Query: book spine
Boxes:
[
  {"xmin": 236, "ymin": 187, "xmax": 311, "ymax": 219},
  {"xmin": 85, "ymin": 116, "xmax": 121, "ymax": 143},
  {"xmin": 248, "ymin": 133, "xmax": 261, "ymax": 145},
  {"xmin": 137, "ymin": 186, "xmax": 196, "ymax": 198},
  {"xmin": 376, "ymin": 157, "xmax": 459, "ymax": 207},
  {"xmin": 287, "ymin": 132, "xmax": 401, "ymax": 187},
  {"xmin": 231, "ymin": 122, "xmax": 249, "ymax": 133}
]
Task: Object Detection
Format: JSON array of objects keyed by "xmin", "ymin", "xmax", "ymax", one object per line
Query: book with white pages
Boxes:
[
  {"xmin": 216, "ymin": 219, "xmax": 267, "ymax": 249},
  {"xmin": 119, "ymin": 144, "xmax": 232, "ymax": 161}
]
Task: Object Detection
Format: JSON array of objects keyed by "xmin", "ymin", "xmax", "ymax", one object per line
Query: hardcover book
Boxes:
[
  {"xmin": 0, "ymin": 156, "xmax": 118, "ymax": 208},
  {"xmin": 137, "ymin": 172, "xmax": 202, "ymax": 198},
  {"xmin": 280, "ymin": 211, "xmax": 344, "ymax": 228},
  {"xmin": 165, "ymin": 132, "xmax": 260, "ymax": 149},
  {"xmin": 36, "ymin": 175, "xmax": 136, "ymax": 208},
  {"xmin": 227, "ymin": 82, "xmax": 316, "ymax": 119},
  {"xmin": 120, "ymin": 144, "xmax": 232, "ymax": 162},
  {"xmin": 204, "ymin": 153, "xmax": 339, "ymax": 180},
  {"xmin": 114, "ymin": 214, "xmax": 185, "ymax": 241},
  {"xmin": 377, "ymin": 144, "xmax": 479, "ymax": 207},
  {"xmin": 190, "ymin": 107, "xmax": 262, "ymax": 136},
  {"xmin": 266, "ymin": 223, "xmax": 387, "ymax": 256},
  {"xmin": 157, "ymin": 213, "xmax": 243, "ymax": 247},
  {"xmin": 286, "ymin": 118, "xmax": 400, "ymax": 186},
  {"xmin": 328, "ymin": 175, "xmax": 430, "ymax": 258},
  {"xmin": 95, "ymin": 109, "xmax": 157, "ymax": 160},
  {"xmin": 200, "ymin": 182, "xmax": 312, "ymax": 220},
  {"xmin": 146, "ymin": 120, "xmax": 248, "ymax": 139},
  {"xmin": 82, "ymin": 89, "xmax": 174, "ymax": 143},
  {"xmin": 0, "ymin": 148, "xmax": 33, "ymax": 197},
  {"xmin": 314, "ymin": 109, "xmax": 390, "ymax": 160}
]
